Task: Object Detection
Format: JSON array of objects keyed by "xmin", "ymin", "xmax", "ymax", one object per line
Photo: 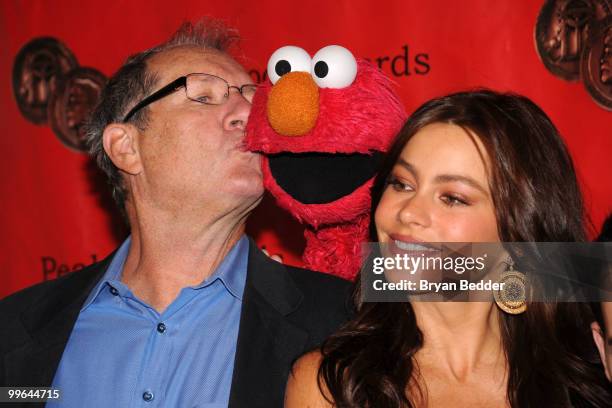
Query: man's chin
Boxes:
[{"xmin": 225, "ymin": 174, "xmax": 264, "ymax": 199}]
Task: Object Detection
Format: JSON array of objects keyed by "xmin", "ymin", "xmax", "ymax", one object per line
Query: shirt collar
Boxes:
[
  {"xmin": 81, "ymin": 235, "xmax": 249, "ymax": 311},
  {"xmin": 81, "ymin": 236, "xmax": 131, "ymax": 311},
  {"xmin": 193, "ymin": 235, "xmax": 249, "ymax": 300}
]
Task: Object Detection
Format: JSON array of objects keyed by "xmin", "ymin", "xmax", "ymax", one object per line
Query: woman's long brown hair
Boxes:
[{"xmin": 318, "ymin": 90, "xmax": 611, "ymax": 407}]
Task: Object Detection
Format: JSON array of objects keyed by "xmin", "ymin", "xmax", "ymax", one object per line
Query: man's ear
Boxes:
[
  {"xmin": 591, "ymin": 321, "xmax": 611, "ymax": 381},
  {"xmin": 102, "ymin": 124, "xmax": 142, "ymax": 175}
]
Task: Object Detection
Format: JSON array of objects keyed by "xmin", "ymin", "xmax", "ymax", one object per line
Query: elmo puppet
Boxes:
[{"xmin": 246, "ymin": 45, "xmax": 406, "ymax": 280}]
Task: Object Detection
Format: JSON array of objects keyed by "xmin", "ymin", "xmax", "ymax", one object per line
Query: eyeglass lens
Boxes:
[{"xmin": 186, "ymin": 74, "xmax": 256, "ymax": 104}]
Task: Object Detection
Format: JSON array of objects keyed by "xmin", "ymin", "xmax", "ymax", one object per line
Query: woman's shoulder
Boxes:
[{"xmin": 285, "ymin": 351, "xmax": 333, "ymax": 408}]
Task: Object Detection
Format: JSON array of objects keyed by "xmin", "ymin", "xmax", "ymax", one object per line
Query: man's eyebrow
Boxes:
[{"xmin": 434, "ymin": 174, "xmax": 488, "ymax": 195}]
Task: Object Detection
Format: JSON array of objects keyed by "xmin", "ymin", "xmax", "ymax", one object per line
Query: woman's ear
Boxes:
[
  {"xmin": 102, "ymin": 124, "xmax": 142, "ymax": 175},
  {"xmin": 591, "ymin": 321, "xmax": 611, "ymax": 381}
]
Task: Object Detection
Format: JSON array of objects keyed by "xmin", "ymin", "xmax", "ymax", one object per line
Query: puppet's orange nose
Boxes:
[{"xmin": 266, "ymin": 72, "xmax": 319, "ymax": 136}]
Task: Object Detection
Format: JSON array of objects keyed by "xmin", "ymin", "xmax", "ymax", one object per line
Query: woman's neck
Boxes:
[{"xmin": 412, "ymin": 302, "xmax": 505, "ymax": 381}]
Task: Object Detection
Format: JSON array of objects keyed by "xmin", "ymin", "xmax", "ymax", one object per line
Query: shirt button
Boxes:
[
  {"xmin": 142, "ymin": 391, "xmax": 154, "ymax": 402},
  {"xmin": 109, "ymin": 286, "xmax": 119, "ymax": 296},
  {"xmin": 157, "ymin": 323, "xmax": 166, "ymax": 333}
]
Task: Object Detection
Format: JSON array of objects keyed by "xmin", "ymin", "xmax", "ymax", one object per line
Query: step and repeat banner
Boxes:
[{"xmin": 1, "ymin": 0, "xmax": 611, "ymax": 297}]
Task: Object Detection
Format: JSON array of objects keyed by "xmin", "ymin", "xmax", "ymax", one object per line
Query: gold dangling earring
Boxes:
[{"xmin": 494, "ymin": 256, "xmax": 527, "ymax": 315}]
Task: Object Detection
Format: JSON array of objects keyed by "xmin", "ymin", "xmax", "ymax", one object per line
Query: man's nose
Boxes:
[
  {"xmin": 397, "ymin": 194, "xmax": 431, "ymax": 228},
  {"xmin": 223, "ymin": 92, "xmax": 251, "ymax": 131}
]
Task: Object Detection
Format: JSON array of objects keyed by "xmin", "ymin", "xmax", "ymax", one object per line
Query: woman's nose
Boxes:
[{"xmin": 397, "ymin": 194, "xmax": 431, "ymax": 228}]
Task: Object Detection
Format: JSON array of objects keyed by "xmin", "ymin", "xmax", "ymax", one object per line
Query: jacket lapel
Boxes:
[
  {"xmin": 228, "ymin": 239, "xmax": 309, "ymax": 408},
  {"xmin": 5, "ymin": 241, "xmax": 308, "ymax": 406},
  {"xmin": 3, "ymin": 257, "xmax": 110, "ymax": 389}
]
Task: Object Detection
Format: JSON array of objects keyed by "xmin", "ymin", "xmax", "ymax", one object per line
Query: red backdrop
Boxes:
[{"xmin": 1, "ymin": 0, "xmax": 610, "ymax": 298}]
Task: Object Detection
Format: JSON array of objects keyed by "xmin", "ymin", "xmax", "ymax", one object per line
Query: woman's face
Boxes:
[{"xmin": 375, "ymin": 123, "xmax": 500, "ymax": 245}]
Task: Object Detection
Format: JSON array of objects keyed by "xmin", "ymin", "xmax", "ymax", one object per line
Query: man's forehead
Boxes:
[{"xmin": 147, "ymin": 45, "xmax": 250, "ymax": 84}]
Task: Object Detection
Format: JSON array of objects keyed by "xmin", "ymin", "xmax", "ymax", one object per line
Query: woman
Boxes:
[{"xmin": 284, "ymin": 90, "xmax": 611, "ymax": 407}]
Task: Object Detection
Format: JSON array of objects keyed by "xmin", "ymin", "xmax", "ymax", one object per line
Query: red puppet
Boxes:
[{"xmin": 246, "ymin": 45, "xmax": 406, "ymax": 280}]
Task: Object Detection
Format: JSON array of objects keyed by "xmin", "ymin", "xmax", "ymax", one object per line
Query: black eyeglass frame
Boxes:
[{"xmin": 122, "ymin": 73, "xmax": 257, "ymax": 123}]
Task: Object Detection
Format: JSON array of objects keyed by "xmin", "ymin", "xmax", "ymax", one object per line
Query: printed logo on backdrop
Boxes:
[
  {"xmin": 42, "ymin": 254, "xmax": 100, "ymax": 281},
  {"xmin": 12, "ymin": 37, "xmax": 107, "ymax": 152},
  {"xmin": 536, "ymin": 0, "xmax": 612, "ymax": 110},
  {"xmin": 248, "ymin": 44, "xmax": 430, "ymax": 84}
]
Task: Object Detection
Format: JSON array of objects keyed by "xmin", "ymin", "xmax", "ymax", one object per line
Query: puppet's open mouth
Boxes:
[{"xmin": 268, "ymin": 152, "xmax": 384, "ymax": 204}]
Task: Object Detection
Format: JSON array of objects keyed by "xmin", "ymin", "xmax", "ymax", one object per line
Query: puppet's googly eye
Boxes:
[
  {"xmin": 311, "ymin": 45, "xmax": 357, "ymax": 89},
  {"xmin": 267, "ymin": 46, "xmax": 312, "ymax": 84}
]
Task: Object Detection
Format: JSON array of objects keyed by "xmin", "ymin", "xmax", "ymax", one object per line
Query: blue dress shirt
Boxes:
[{"xmin": 48, "ymin": 235, "xmax": 249, "ymax": 408}]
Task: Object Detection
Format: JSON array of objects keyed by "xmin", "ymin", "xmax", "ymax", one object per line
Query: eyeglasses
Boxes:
[{"xmin": 122, "ymin": 73, "xmax": 258, "ymax": 122}]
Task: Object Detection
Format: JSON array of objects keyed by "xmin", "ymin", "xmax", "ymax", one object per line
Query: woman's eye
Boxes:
[
  {"xmin": 441, "ymin": 194, "xmax": 469, "ymax": 207},
  {"xmin": 387, "ymin": 177, "xmax": 414, "ymax": 192}
]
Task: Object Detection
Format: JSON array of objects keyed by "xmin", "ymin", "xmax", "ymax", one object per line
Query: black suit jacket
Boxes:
[{"xmin": 0, "ymin": 238, "xmax": 353, "ymax": 407}]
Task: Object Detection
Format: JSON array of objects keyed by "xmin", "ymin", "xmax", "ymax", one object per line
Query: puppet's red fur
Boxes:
[{"xmin": 246, "ymin": 58, "xmax": 406, "ymax": 280}]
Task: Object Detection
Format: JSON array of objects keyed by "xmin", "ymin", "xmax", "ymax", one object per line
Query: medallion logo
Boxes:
[
  {"xmin": 12, "ymin": 37, "xmax": 107, "ymax": 151},
  {"xmin": 535, "ymin": 0, "xmax": 612, "ymax": 109},
  {"xmin": 581, "ymin": 15, "xmax": 612, "ymax": 108},
  {"xmin": 12, "ymin": 37, "xmax": 78, "ymax": 125}
]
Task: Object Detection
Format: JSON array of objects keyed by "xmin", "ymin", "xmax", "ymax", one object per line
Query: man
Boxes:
[
  {"xmin": 592, "ymin": 214, "xmax": 612, "ymax": 382},
  {"xmin": 0, "ymin": 19, "xmax": 351, "ymax": 407}
]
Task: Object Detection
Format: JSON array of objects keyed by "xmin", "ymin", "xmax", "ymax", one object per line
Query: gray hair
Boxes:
[{"xmin": 85, "ymin": 18, "xmax": 240, "ymax": 216}]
